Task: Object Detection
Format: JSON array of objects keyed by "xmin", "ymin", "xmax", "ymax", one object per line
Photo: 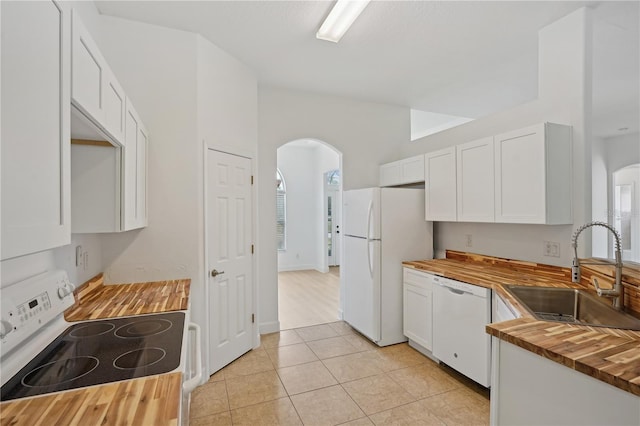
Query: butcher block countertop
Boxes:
[
  {"xmin": 0, "ymin": 373, "xmax": 181, "ymax": 426},
  {"xmin": 64, "ymin": 273, "xmax": 190, "ymax": 321},
  {"xmin": 404, "ymin": 251, "xmax": 640, "ymax": 397}
]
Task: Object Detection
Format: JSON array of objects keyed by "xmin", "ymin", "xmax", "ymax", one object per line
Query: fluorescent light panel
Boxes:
[{"xmin": 316, "ymin": 0, "xmax": 371, "ymax": 43}]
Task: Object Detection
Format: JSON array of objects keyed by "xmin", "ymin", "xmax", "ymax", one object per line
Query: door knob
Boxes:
[{"xmin": 211, "ymin": 269, "xmax": 225, "ymax": 278}]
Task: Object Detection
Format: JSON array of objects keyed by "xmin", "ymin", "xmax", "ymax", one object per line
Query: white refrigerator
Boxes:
[{"xmin": 342, "ymin": 187, "xmax": 433, "ymax": 346}]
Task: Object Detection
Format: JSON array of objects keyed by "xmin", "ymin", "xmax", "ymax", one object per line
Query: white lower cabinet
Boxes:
[
  {"xmin": 402, "ymin": 268, "xmax": 434, "ymax": 353},
  {"xmin": 492, "ymin": 291, "xmax": 519, "ymax": 322},
  {"xmin": 490, "ymin": 339, "xmax": 640, "ymax": 426}
]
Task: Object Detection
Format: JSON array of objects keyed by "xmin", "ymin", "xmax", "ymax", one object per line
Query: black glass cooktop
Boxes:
[{"xmin": 1, "ymin": 311, "xmax": 184, "ymax": 402}]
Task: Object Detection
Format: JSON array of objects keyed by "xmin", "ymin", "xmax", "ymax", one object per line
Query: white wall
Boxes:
[
  {"xmin": 276, "ymin": 143, "xmax": 339, "ymax": 272},
  {"xmin": 277, "ymin": 145, "xmax": 320, "ymax": 271},
  {"xmin": 401, "ymin": 8, "xmax": 594, "ymax": 267},
  {"xmin": 592, "ymin": 136, "xmax": 609, "ymax": 257},
  {"xmin": 258, "ymin": 88, "xmax": 409, "ymax": 332}
]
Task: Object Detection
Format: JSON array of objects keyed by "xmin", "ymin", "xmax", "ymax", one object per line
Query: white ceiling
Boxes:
[{"xmin": 96, "ymin": 1, "xmax": 639, "ymax": 138}]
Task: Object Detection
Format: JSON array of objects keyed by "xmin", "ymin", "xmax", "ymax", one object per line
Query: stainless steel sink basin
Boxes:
[{"xmin": 504, "ymin": 286, "xmax": 640, "ymax": 330}]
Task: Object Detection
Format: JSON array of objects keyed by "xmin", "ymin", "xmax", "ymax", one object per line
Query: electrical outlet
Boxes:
[
  {"xmin": 75, "ymin": 245, "xmax": 83, "ymax": 267},
  {"xmin": 465, "ymin": 234, "xmax": 473, "ymax": 248},
  {"xmin": 543, "ymin": 241, "xmax": 560, "ymax": 257}
]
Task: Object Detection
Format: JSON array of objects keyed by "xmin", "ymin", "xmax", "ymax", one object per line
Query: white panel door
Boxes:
[
  {"xmin": 208, "ymin": 150, "xmax": 253, "ymax": 373},
  {"xmin": 343, "ymin": 236, "xmax": 380, "ymax": 342},
  {"xmin": 1, "ymin": 0, "xmax": 71, "ymax": 260},
  {"xmin": 456, "ymin": 137, "xmax": 495, "ymax": 222}
]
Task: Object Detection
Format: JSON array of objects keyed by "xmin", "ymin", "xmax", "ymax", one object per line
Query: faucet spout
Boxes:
[{"xmin": 571, "ymin": 221, "xmax": 624, "ymax": 310}]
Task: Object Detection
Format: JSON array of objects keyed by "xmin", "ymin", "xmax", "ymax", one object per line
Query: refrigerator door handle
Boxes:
[
  {"xmin": 367, "ymin": 239, "xmax": 374, "ymax": 279},
  {"xmin": 366, "ymin": 200, "xmax": 373, "ymax": 241}
]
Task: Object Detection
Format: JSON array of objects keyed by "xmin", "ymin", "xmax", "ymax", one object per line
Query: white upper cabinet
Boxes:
[
  {"xmin": 494, "ymin": 123, "xmax": 572, "ymax": 224},
  {"xmin": 425, "ymin": 148, "xmax": 457, "ymax": 221},
  {"xmin": 123, "ymin": 100, "xmax": 149, "ymax": 230},
  {"xmin": 456, "ymin": 137, "xmax": 495, "ymax": 222},
  {"xmin": 1, "ymin": 0, "xmax": 71, "ymax": 260},
  {"xmin": 379, "ymin": 155, "xmax": 425, "ymax": 187},
  {"xmin": 71, "ymin": 10, "xmax": 126, "ymax": 145},
  {"xmin": 69, "ymin": 11, "xmax": 148, "ymax": 234}
]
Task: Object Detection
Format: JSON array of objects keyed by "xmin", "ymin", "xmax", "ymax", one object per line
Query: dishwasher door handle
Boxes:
[{"xmin": 439, "ymin": 283, "xmax": 471, "ymax": 296}]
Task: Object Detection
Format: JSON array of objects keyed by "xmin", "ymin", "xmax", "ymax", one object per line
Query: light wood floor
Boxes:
[{"xmin": 278, "ymin": 267, "xmax": 340, "ymax": 330}]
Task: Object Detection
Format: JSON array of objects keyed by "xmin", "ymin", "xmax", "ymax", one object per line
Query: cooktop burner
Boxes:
[
  {"xmin": 22, "ymin": 356, "xmax": 99, "ymax": 388},
  {"xmin": 1, "ymin": 311, "xmax": 184, "ymax": 402},
  {"xmin": 115, "ymin": 318, "xmax": 172, "ymax": 338}
]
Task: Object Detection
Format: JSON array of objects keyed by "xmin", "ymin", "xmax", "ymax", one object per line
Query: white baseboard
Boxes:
[
  {"xmin": 277, "ymin": 264, "xmax": 316, "ymax": 272},
  {"xmin": 259, "ymin": 320, "xmax": 280, "ymax": 335}
]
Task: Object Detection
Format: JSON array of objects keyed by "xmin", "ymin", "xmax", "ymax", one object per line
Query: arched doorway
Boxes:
[{"xmin": 276, "ymin": 139, "xmax": 343, "ymax": 329}]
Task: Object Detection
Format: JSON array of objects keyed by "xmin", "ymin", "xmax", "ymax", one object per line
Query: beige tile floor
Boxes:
[{"xmin": 190, "ymin": 322, "xmax": 489, "ymax": 426}]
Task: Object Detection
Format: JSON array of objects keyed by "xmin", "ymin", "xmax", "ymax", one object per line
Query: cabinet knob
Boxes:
[{"xmin": 211, "ymin": 269, "xmax": 225, "ymax": 278}]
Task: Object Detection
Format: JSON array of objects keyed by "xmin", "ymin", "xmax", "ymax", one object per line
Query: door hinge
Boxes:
[
  {"xmin": 251, "ymin": 244, "xmax": 254, "ymax": 254},
  {"xmin": 251, "ymin": 175, "xmax": 254, "ymax": 185},
  {"xmin": 251, "ymin": 313, "xmax": 255, "ymax": 324}
]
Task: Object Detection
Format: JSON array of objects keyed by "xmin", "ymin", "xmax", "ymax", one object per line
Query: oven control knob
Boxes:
[
  {"xmin": 57, "ymin": 286, "xmax": 67, "ymax": 299},
  {"xmin": 0, "ymin": 320, "xmax": 14, "ymax": 339}
]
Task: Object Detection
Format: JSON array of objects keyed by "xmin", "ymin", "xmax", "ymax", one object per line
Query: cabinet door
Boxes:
[
  {"xmin": 403, "ymin": 283, "xmax": 433, "ymax": 350},
  {"xmin": 380, "ymin": 161, "xmax": 401, "ymax": 187},
  {"xmin": 103, "ymin": 69, "xmax": 126, "ymax": 144},
  {"xmin": 456, "ymin": 137, "xmax": 495, "ymax": 222},
  {"xmin": 1, "ymin": 1, "xmax": 71, "ymax": 260},
  {"xmin": 403, "ymin": 269, "xmax": 434, "ymax": 351},
  {"xmin": 401, "ymin": 155, "xmax": 425, "ymax": 184},
  {"xmin": 494, "ymin": 124, "xmax": 546, "ymax": 223},
  {"xmin": 425, "ymin": 148, "xmax": 457, "ymax": 221},
  {"xmin": 123, "ymin": 99, "xmax": 148, "ymax": 230},
  {"xmin": 136, "ymin": 124, "xmax": 149, "ymax": 227},
  {"xmin": 71, "ymin": 9, "xmax": 105, "ymax": 123},
  {"xmin": 123, "ymin": 101, "xmax": 140, "ymax": 230}
]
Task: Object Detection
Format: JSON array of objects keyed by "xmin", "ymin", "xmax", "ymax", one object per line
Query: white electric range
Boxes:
[{"xmin": 0, "ymin": 270, "xmax": 201, "ymax": 425}]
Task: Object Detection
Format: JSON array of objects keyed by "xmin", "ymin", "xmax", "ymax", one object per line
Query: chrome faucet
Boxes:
[{"xmin": 571, "ymin": 221, "xmax": 624, "ymax": 310}]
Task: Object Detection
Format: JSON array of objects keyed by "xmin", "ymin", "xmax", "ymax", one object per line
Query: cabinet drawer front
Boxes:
[{"xmin": 403, "ymin": 268, "xmax": 434, "ymax": 289}]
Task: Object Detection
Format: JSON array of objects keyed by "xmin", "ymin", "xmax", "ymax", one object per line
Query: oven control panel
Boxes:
[{"xmin": 0, "ymin": 270, "xmax": 76, "ymax": 359}]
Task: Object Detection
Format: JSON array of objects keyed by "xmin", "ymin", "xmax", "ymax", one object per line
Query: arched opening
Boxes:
[{"xmin": 276, "ymin": 139, "xmax": 343, "ymax": 330}]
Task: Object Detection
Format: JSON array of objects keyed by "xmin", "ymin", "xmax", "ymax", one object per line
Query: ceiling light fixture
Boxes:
[{"xmin": 316, "ymin": 0, "xmax": 371, "ymax": 43}]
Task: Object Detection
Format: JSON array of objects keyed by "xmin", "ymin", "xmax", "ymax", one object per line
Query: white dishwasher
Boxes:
[{"xmin": 432, "ymin": 275, "xmax": 491, "ymax": 387}]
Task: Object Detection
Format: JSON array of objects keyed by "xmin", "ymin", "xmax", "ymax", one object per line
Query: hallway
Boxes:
[{"xmin": 278, "ymin": 268, "xmax": 340, "ymax": 330}]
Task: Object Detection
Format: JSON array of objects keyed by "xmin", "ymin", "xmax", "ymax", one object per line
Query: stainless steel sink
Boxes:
[{"xmin": 504, "ymin": 286, "xmax": 640, "ymax": 330}]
